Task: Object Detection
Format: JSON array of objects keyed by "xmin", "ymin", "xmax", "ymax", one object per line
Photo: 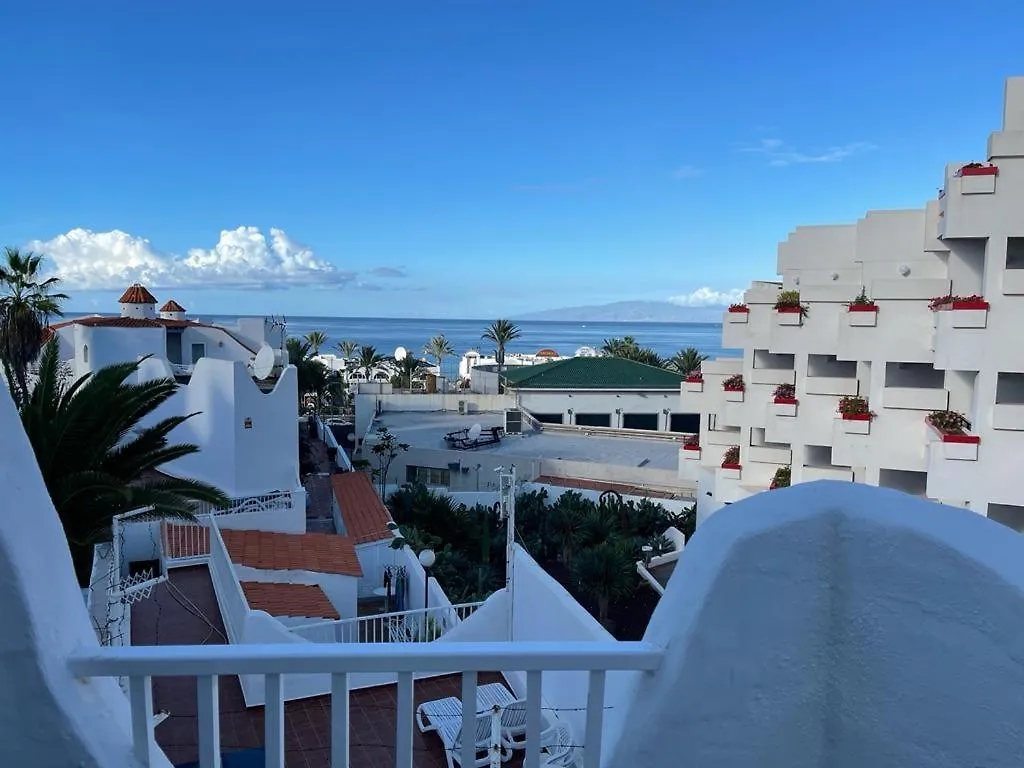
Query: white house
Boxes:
[{"xmin": 684, "ymin": 76, "xmax": 1024, "ymax": 529}]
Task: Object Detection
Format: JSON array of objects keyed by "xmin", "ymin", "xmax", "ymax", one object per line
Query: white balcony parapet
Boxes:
[
  {"xmin": 68, "ymin": 640, "xmax": 663, "ymax": 768},
  {"xmin": 194, "ymin": 489, "xmax": 297, "ymax": 517},
  {"xmin": 292, "ymin": 602, "xmax": 485, "ymax": 643}
]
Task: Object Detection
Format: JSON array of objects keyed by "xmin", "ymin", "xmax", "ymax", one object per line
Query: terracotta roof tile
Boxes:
[
  {"xmin": 160, "ymin": 299, "xmax": 186, "ymax": 312},
  {"xmin": 330, "ymin": 472, "xmax": 394, "ymax": 543},
  {"xmin": 118, "ymin": 283, "xmax": 158, "ymax": 304},
  {"xmin": 220, "ymin": 529, "xmax": 363, "ymax": 577},
  {"xmin": 240, "ymin": 581, "xmax": 340, "ymax": 619}
]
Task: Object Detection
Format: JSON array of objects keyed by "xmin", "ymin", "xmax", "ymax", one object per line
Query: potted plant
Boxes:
[
  {"xmin": 769, "ymin": 465, "xmax": 791, "ymax": 490},
  {"xmin": 926, "ymin": 409, "xmax": 980, "ymax": 460},
  {"xmin": 722, "ymin": 373, "xmax": 745, "ymax": 402},
  {"xmin": 774, "ymin": 290, "xmax": 808, "ymax": 325},
  {"xmin": 958, "ymin": 162, "xmax": 998, "ymax": 177},
  {"xmin": 721, "ymin": 445, "xmax": 741, "ymax": 478},
  {"xmin": 684, "ymin": 370, "xmax": 703, "ymax": 392},
  {"xmin": 681, "ymin": 433, "xmax": 700, "ymax": 459},
  {"xmin": 727, "ymin": 302, "xmax": 750, "ymax": 324},
  {"xmin": 838, "ymin": 395, "xmax": 873, "ymax": 435},
  {"xmin": 845, "ymin": 288, "xmax": 879, "ymax": 326},
  {"xmin": 771, "ymin": 382, "xmax": 798, "ymax": 416},
  {"xmin": 928, "ymin": 293, "xmax": 989, "ymax": 311}
]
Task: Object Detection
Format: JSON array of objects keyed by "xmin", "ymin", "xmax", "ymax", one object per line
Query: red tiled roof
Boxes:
[
  {"xmin": 240, "ymin": 581, "xmax": 340, "ymax": 619},
  {"xmin": 46, "ymin": 315, "xmax": 259, "ymax": 353},
  {"xmin": 330, "ymin": 472, "xmax": 394, "ymax": 543},
  {"xmin": 118, "ymin": 283, "xmax": 158, "ymax": 304},
  {"xmin": 160, "ymin": 299, "xmax": 186, "ymax": 312},
  {"xmin": 220, "ymin": 529, "xmax": 363, "ymax": 577}
]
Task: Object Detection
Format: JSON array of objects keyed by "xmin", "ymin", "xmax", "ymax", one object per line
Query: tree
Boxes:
[
  {"xmin": 304, "ymin": 330, "xmax": 328, "ymax": 356},
  {"xmin": 668, "ymin": 347, "xmax": 708, "ymax": 377},
  {"xmin": 482, "ymin": 319, "xmax": 521, "ymax": 391},
  {"xmin": 19, "ymin": 339, "xmax": 229, "ymax": 586},
  {"xmin": 547, "ymin": 491, "xmax": 588, "ymax": 567},
  {"xmin": 600, "ymin": 336, "xmax": 664, "ymax": 368},
  {"xmin": 358, "ymin": 344, "xmax": 384, "ymax": 372},
  {"xmin": 0, "ymin": 247, "xmax": 68, "ymax": 404},
  {"xmin": 572, "ymin": 539, "xmax": 637, "ymax": 627},
  {"xmin": 286, "ymin": 337, "xmax": 311, "ymax": 365},
  {"xmin": 286, "ymin": 337, "xmax": 328, "ymax": 413},
  {"xmin": 369, "ymin": 426, "xmax": 409, "ymax": 498},
  {"xmin": 336, "ymin": 340, "xmax": 359, "ymax": 360},
  {"xmin": 393, "ymin": 353, "xmax": 422, "ymax": 389},
  {"xmin": 423, "ymin": 334, "xmax": 455, "ymax": 380}
]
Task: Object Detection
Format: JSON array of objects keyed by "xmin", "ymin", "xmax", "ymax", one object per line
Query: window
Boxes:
[
  {"xmin": 988, "ymin": 503, "xmax": 1024, "ymax": 533},
  {"xmin": 82, "ymin": 344, "xmax": 89, "ymax": 364},
  {"xmin": 1007, "ymin": 237, "xmax": 1024, "ymax": 270},
  {"xmin": 884, "ymin": 362, "xmax": 945, "ymax": 389},
  {"xmin": 996, "ymin": 372, "xmax": 1024, "ymax": 404},
  {"xmin": 405, "ymin": 465, "xmax": 451, "ymax": 487},
  {"xmin": 752, "ymin": 350, "xmax": 794, "ymax": 370},
  {"xmin": 533, "ymin": 413, "xmax": 564, "ymax": 424},
  {"xmin": 574, "ymin": 413, "xmax": 611, "ymax": 428},
  {"xmin": 807, "ymin": 354, "xmax": 856, "ymax": 379},
  {"xmin": 622, "ymin": 413, "xmax": 658, "ymax": 431},
  {"xmin": 670, "ymin": 413, "xmax": 699, "ymax": 433},
  {"xmin": 191, "ymin": 343, "xmax": 206, "ymax": 363}
]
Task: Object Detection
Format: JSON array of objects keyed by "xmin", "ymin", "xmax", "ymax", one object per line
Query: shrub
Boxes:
[
  {"xmin": 722, "ymin": 445, "xmax": 740, "ymax": 466},
  {"xmin": 838, "ymin": 395, "xmax": 872, "ymax": 418},
  {"xmin": 774, "ymin": 290, "xmax": 808, "ymax": 317},
  {"xmin": 771, "ymin": 465, "xmax": 791, "ymax": 489},
  {"xmin": 682, "ymin": 434, "xmax": 699, "ymax": 448},
  {"xmin": 928, "ymin": 409, "xmax": 971, "ymax": 435},
  {"xmin": 848, "ymin": 288, "xmax": 874, "ymax": 307},
  {"xmin": 773, "ymin": 382, "xmax": 796, "ymax": 400},
  {"xmin": 928, "ymin": 294, "xmax": 985, "ymax": 310},
  {"xmin": 728, "ymin": 302, "xmax": 748, "ymax": 311}
]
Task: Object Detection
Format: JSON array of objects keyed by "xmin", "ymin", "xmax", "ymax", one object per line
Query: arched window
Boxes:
[{"xmin": 82, "ymin": 344, "xmax": 89, "ymax": 364}]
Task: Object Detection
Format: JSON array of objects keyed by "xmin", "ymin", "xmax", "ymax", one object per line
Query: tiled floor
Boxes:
[{"xmin": 133, "ymin": 567, "xmax": 522, "ymax": 768}]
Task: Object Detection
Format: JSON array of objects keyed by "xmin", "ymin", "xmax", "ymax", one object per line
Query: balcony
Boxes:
[
  {"xmin": 993, "ymin": 404, "xmax": 1024, "ymax": 431},
  {"xmin": 747, "ymin": 443, "xmax": 792, "ymax": 466},
  {"xmin": 802, "ymin": 465, "xmax": 854, "ymax": 483},
  {"xmin": 994, "ymin": 373, "xmax": 1024, "ymax": 431}
]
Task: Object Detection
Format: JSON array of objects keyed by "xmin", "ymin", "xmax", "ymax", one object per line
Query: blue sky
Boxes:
[{"xmin": 2, "ymin": 0, "xmax": 1022, "ymax": 318}]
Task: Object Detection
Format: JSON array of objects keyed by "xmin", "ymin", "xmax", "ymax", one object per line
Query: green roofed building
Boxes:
[{"xmin": 496, "ymin": 356, "xmax": 697, "ymax": 432}]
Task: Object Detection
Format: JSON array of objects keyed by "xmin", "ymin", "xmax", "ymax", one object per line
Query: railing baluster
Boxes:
[
  {"xmin": 197, "ymin": 675, "xmax": 220, "ymax": 768},
  {"xmin": 128, "ymin": 675, "xmax": 155, "ymax": 767},
  {"xmin": 265, "ymin": 674, "xmax": 285, "ymax": 768},
  {"xmin": 395, "ymin": 672, "xmax": 414, "ymax": 768},
  {"xmin": 460, "ymin": 672, "xmax": 477, "ymax": 768},
  {"xmin": 525, "ymin": 670, "xmax": 543, "ymax": 768},
  {"xmin": 584, "ymin": 670, "xmax": 606, "ymax": 768},
  {"xmin": 331, "ymin": 673, "xmax": 350, "ymax": 768}
]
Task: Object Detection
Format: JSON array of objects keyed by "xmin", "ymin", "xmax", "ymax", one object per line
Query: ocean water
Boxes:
[{"xmin": 67, "ymin": 312, "xmax": 738, "ymax": 377}]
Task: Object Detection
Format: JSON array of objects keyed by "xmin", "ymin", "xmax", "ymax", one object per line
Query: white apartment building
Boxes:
[{"xmin": 683, "ymin": 76, "xmax": 1024, "ymax": 528}]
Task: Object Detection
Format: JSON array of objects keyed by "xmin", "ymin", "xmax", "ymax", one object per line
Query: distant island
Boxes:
[{"xmin": 513, "ymin": 300, "xmax": 725, "ymax": 323}]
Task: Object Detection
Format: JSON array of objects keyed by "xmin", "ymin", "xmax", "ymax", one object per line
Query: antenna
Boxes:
[
  {"xmin": 394, "ymin": 346, "xmax": 407, "ymax": 361},
  {"xmin": 252, "ymin": 345, "xmax": 275, "ymax": 379}
]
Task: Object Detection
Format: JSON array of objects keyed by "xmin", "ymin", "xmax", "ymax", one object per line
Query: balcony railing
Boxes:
[
  {"xmin": 68, "ymin": 640, "xmax": 662, "ymax": 768},
  {"xmin": 193, "ymin": 489, "xmax": 297, "ymax": 517},
  {"xmin": 292, "ymin": 602, "xmax": 484, "ymax": 643}
]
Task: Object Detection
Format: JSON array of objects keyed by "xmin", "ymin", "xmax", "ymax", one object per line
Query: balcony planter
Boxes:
[
  {"xmin": 722, "ymin": 374, "xmax": 744, "ymax": 401},
  {"xmin": 720, "ymin": 463, "xmax": 741, "ymax": 480},
  {"xmin": 772, "ymin": 397, "xmax": 798, "ymax": 417},
  {"xmin": 725, "ymin": 388, "xmax": 744, "ymax": 402},
  {"xmin": 929, "ymin": 295, "xmax": 990, "ymax": 328},
  {"xmin": 769, "ymin": 465, "xmax": 791, "ymax": 490},
  {"xmin": 959, "ymin": 164, "xmax": 998, "ymax": 194},
  {"xmin": 684, "ymin": 375, "xmax": 703, "ymax": 392},
  {"xmin": 775, "ymin": 306, "xmax": 804, "ymax": 326},
  {"xmin": 846, "ymin": 293, "xmax": 879, "ymax": 326},
  {"xmin": 838, "ymin": 396, "xmax": 873, "ymax": 434},
  {"xmin": 926, "ymin": 411, "xmax": 980, "ymax": 461},
  {"xmin": 727, "ymin": 304, "xmax": 750, "ymax": 324},
  {"xmin": 958, "ymin": 164, "xmax": 998, "ymax": 177},
  {"xmin": 681, "ymin": 444, "xmax": 701, "ymax": 460}
]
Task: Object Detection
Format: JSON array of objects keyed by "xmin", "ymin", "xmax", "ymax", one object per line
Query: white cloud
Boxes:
[
  {"xmin": 668, "ymin": 287, "xmax": 745, "ymax": 306},
  {"xmin": 369, "ymin": 266, "xmax": 406, "ymax": 278},
  {"xmin": 739, "ymin": 138, "xmax": 876, "ymax": 167},
  {"xmin": 671, "ymin": 165, "xmax": 702, "ymax": 179},
  {"xmin": 26, "ymin": 226, "xmax": 357, "ymax": 290}
]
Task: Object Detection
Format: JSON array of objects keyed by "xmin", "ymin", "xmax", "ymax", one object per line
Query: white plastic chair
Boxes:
[{"xmin": 539, "ymin": 724, "xmax": 579, "ymax": 767}]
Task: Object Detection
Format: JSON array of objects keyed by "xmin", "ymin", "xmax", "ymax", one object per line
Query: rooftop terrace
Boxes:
[{"xmin": 375, "ymin": 411, "xmax": 681, "ymax": 471}]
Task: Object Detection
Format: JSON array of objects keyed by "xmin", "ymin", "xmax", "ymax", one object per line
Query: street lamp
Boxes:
[{"xmin": 419, "ymin": 548, "xmax": 436, "ymax": 641}]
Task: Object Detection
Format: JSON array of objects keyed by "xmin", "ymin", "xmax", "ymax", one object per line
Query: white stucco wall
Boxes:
[
  {"xmin": 74, "ymin": 324, "xmax": 166, "ymax": 379},
  {"xmin": 0, "ymin": 382, "xmax": 173, "ymax": 767},
  {"xmin": 607, "ymin": 480, "xmax": 1024, "ymax": 768}
]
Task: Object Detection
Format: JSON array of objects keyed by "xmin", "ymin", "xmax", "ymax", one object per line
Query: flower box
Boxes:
[
  {"xmin": 727, "ymin": 305, "xmax": 750, "ymax": 313},
  {"xmin": 720, "ymin": 463, "xmax": 741, "ymax": 480},
  {"xmin": 727, "ymin": 311, "xmax": 749, "ymax": 324},
  {"xmin": 840, "ymin": 413, "xmax": 871, "ymax": 435},
  {"xmin": 950, "ymin": 300, "xmax": 990, "ymax": 311},
  {"xmin": 847, "ymin": 304, "xmax": 879, "ymax": 312},
  {"xmin": 772, "ymin": 396, "xmax": 798, "ymax": 417},
  {"xmin": 724, "ymin": 389, "xmax": 744, "ymax": 402},
  {"xmin": 684, "ymin": 379, "xmax": 704, "ymax": 392},
  {"xmin": 959, "ymin": 165, "xmax": 998, "ymax": 177},
  {"xmin": 847, "ymin": 305, "xmax": 878, "ymax": 327},
  {"xmin": 926, "ymin": 414, "xmax": 979, "ymax": 460},
  {"xmin": 681, "ymin": 445, "xmax": 701, "ymax": 460},
  {"xmin": 775, "ymin": 307, "xmax": 803, "ymax": 326}
]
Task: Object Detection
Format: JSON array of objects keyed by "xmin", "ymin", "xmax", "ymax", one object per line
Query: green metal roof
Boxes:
[{"xmin": 502, "ymin": 357, "xmax": 685, "ymax": 390}]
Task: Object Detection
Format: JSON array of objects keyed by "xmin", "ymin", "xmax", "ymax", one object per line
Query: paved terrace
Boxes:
[
  {"xmin": 376, "ymin": 411, "xmax": 681, "ymax": 471},
  {"xmin": 132, "ymin": 566, "xmax": 521, "ymax": 768}
]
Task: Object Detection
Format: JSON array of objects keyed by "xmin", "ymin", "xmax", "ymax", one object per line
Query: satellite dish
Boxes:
[
  {"xmin": 469, "ymin": 423, "xmax": 482, "ymax": 440},
  {"xmin": 394, "ymin": 346, "xmax": 407, "ymax": 361},
  {"xmin": 253, "ymin": 345, "xmax": 275, "ymax": 379}
]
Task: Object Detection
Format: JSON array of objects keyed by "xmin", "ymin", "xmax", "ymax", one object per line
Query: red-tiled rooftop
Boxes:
[
  {"xmin": 221, "ymin": 529, "xmax": 364, "ymax": 577},
  {"xmin": 240, "ymin": 581, "xmax": 340, "ymax": 619},
  {"xmin": 330, "ymin": 472, "xmax": 394, "ymax": 543},
  {"xmin": 160, "ymin": 299, "xmax": 187, "ymax": 312},
  {"xmin": 118, "ymin": 283, "xmax": 158, "ymax": 304}
]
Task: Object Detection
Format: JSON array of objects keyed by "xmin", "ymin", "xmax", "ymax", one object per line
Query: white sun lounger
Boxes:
[
  {"xmin": 477, "ymin": 682, "xmax": 558, "ymax": 751},
  {"xmin": 415, "ymin": 695, "xmax": 510, "ymax": 768}
]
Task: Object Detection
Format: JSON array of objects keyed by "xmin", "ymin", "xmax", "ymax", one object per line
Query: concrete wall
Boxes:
[
  {"xmin": 516, "ymin": 389, "xmax": 680, "ymax": 431},
  {"xmin": 608, "ymin": 480, "xmax": 1024, "ymax": 768},
  {"xmin": 0, "ymin": 381, "xmax": 172, "ymax": 767},
  {"xmin": 74, "ymin": 324, "xmax": 166, "ymax": 379},
  {"xmin": 147, "ymin": 358, "xmax": 299, "ymax": 498}
]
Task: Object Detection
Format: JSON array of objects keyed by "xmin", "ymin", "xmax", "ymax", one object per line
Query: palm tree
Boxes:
[
  {"xmin": 572, "ymin": 539, "xmax": 637, "ymax": 627},
  {"xmin": 286, "ymin": 337, "xmax": 311, "ymax": 365},
  {"xmin": 668, "ymin": 347, "xmax": 708, "ymax": 377},
  {"xmin": 0, "ymin": 247, "xmax": 68, "ymax": 404},
  {"xmin": 358, "ymin": 344, "xmax": 384, "ymax": 372},
  {"xmin": 393, "ymin": 354, "xmax": 422, "ymax": 389},
  {"xmin": 482, "ymin": 319, "xmax": 521, "ymax": 391},
  {"xmin": 423, "ymin": 334, "xmax": 455, "ymax": 379},
  {"xmin": 600, "ymin": 335, "xmax": 665, "ymax": 368},
  {"xmin": 304, "ymin": 330, "xmax": 328, "ymax": 356},
  {"xmin": 336, "ymin": 340, "xmax": 359, "ymax": 360},
  {"xmin": 19, "ymin": 339, "xmax": 229, "ymax": 586}
]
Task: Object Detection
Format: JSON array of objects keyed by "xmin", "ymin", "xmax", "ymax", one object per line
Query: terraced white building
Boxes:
[{"xmin": 682, "ymin": 76, "xmax": 1024, "ymax": 528}]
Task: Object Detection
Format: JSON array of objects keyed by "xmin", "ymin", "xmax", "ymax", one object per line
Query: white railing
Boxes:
[
  {"xmin": 68, "ymin": 640, "xmax": 661, "ymax": 768},
  {"xmin": 207, "ymin": 520, "xmax": 250, "ymax": 644},
  {"xmin": 193, "ymin": 489, "xmax": 296, "ymax": 517},
  {"xmin": 161, "ymin": 520, "xmax": 211, "ymax": 564},
  {"xmin": 292, "ymin": 602, "xmax": 484, "ymax": 644}
]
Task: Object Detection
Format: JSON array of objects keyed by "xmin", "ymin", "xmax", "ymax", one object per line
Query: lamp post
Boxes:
[{"xmin": 418, "ymin": 548, "xmax": 436, "ymax": 640}]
